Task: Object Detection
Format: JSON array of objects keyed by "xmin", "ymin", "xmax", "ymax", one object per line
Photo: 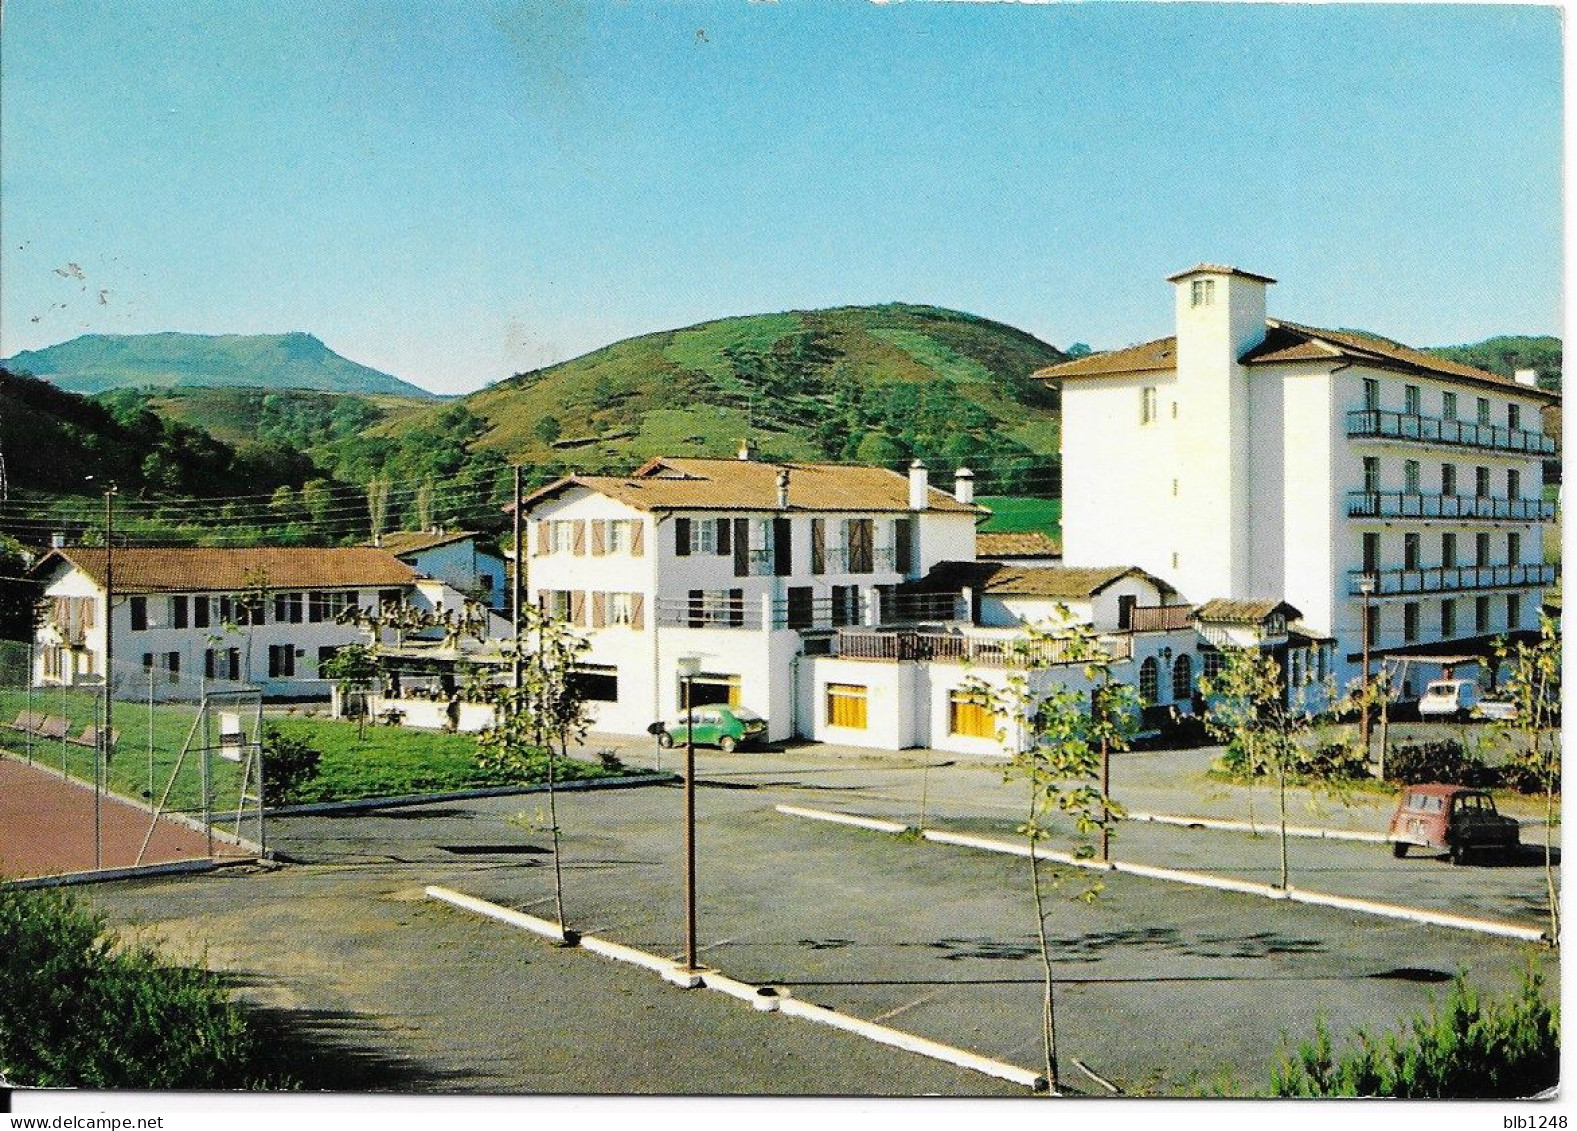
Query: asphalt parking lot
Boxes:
[{"xmin": 75, "ymin": 735, "xmax": 1558, "ymax": 1096}]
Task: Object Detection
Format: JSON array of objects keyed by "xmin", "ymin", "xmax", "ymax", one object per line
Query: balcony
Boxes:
[
  {"xmin": 1346, "ymin": 491, "xmax": 1556, "ymax": 522},
  {"xmin": 834, "ymin": 627, "xmax": 1134, "ymax": 667},
  {"xmin": 1348, "ymin": 562, "xmax": 1556, "ymax": 597},
  {"xmin": 1125, "ymin": 604, "xmax": 1194, "ymax": 632},
  {"xmin": 655, "ymin": 589, "xmax": 961, "ymax": 632},
  {"xmin": 813, "ymin": 545, "xmax": 897, "ymax": 576},
  {"xmin": 1347, "ymin": 409, "xmax": 1557, "ymax": 456}
]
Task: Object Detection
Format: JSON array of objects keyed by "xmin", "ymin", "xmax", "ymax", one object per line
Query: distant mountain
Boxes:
[
  {"xmin": 2, "ymin": 332, "xmax": 435, "ymax": 398},
  {"xmin": 1425, "ymin": 335, "xmax": 1561, "ymax": 392},
  {"xmin": 372, "ymin": 303, "xmax": 1067, "ymax": 495}
]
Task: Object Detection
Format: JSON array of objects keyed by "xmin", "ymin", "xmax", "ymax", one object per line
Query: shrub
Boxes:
[
  {"xmin": 1214, "ymin": 737, "xmax": 1369, "ymax": 782},
  {"xmin": 1272, "ymin": 969, "xmax": 1558, "ymax": 1097},
  {"xmin": 0, "ymin": 886, "xmax": 275, "ymax": 1088},
  {"xmin": 262, "ymin": 725, "xmax": 322, "ymax": 804}
]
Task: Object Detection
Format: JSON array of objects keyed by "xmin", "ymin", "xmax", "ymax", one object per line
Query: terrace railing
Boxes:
[{"xmin": 1346, "ymin": 409, "xmax": 1557, "ymax": 456}]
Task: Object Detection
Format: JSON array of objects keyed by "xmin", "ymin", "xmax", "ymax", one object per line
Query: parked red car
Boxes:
[{"xmin": 1388, "ymin": 783, "xmax": 1520, "ymax": 865}]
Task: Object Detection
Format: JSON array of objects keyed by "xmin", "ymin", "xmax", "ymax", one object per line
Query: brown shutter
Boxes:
[
  {"xmin": 630, "ymin": 592, "xmax": 645, "ymax": 630},
  {"xmin": 570, "ymin": 591, "xmax": 586, "ymax": 626},
  {"xmin": 716, "ymin": 518, "xmax": 731, "ymax": 556},
  {"xmin": 591, "ymin": 521, "xmax": 607, "ymax": 556},
  {"xmin": 733, "ymin": 518, "xmax": 749, "ymax": 577},
  {"xmin": 631, "ymin": 522, "xmax": 645, "ymax": 557},
  {"xmin": 810, "ymin": 519, "xmax": 825, "ymax": 574},
  {"xmin": 675, "ymin": 517, "xmax": 691, "ymax": 556},
  {"xmin": 571, "ymin": 521, "xmax": 587, "ymax": 556},
  {"xmin": 537, "ymin": 521, "xmax": 550, "ymax": 557},
  {"xmin": 82, "ymin": 597, "xmax": 94, "ymax": 629},
  {"xmin": 591, "ymin": 592, "xmax": 607, "ymax": 628}
]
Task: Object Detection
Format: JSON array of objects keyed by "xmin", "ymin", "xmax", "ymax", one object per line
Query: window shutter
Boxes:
[
  {"xmin": 570, "ymin": 591, "xmax": 587, "ymax": 626},
  {"xmin": 733, "ymin": 518, "xmax": 749, "ymax": 577},
  {"xmin": 536, "ymin": 521, "xmax": 550, "ymax": 557},
  {"xmin": 631, "ymin": 522, "xmax": 645, "ymax": 557},
  {"xmin": 894, "ymin": 518, "xmax": 914, "ymax": 575},
  {"xmin": 773, "ymin": 517, "xmax": 792, "ymax": 577},
  {"xmin": 675, "ymin": 517, "xmax": 691, "ymax": 557},
  {"xmin": 591, "ymin": 521, "xmax": 607, "ymax": 556},
  {"xmin": 630, "ymin": 592, "xmax": 645, "ymax": 630},
  {"xmin": 729, "ymin": 588, "xmax": 745, "ymax": 627},
  {"xmin": 591, "ymin": 592, "xmax": 607, "ymax": 628},
  {"xmin": 688, "ymin": 589, "xmax": 704, "ymax": 627},
  {"xmin": 716, "ymin": 518, "xmax": 732, "ymax": 556},
  {"xmin": 572, "ymin": 521, "xmax": 587, "ymax": 556},
  {"xmin": 810, "ymin": 519, "xmax": 825, "ymax": 574}
]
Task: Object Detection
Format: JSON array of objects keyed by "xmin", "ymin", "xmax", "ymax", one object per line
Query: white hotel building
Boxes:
[{"xmin": 1037, "ymin": 264, "xmax": 1559, "ymax": 693}]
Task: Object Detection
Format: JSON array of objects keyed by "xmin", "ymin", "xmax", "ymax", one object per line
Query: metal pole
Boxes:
[
  {"xmin": 201, "ymin": 693, "xmax": 213, "ymax": 858},
  {"xmin": 1360, "ymin": 587, "xmax": 1372, "ymax": 756},
  {"xmin": 96, "ymin": 487, "xmax": 115, "ymax": 870},
  {"xmin": 683, "ymin": 673, "xmax": 698, "ymax": 973},
  {"xmin": 147, "ymin": 666, "xmax": 155, "ymax": 801},
  {"xmin": 512, "ymin": 464, "xmax": 523, "ymax": 696},
  {"xmin": 24, "ymin": 640, "xmax": 33, "ymax": 764}
]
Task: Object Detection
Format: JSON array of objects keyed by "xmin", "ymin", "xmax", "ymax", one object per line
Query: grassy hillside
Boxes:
[
  {"xmin": 1426, "ymin": 335, "xmax": 1561, "ymax": 391},
  {"xmin": 3, "ymin": 332, "xmax": 435, "ymax": 398},
  {"xmin": 977, "ymin": 496, "xmax": 1061, "ymax": 537},
  {"xmin": 135, "ymin": 387, "xmax": 434, "ymax": 449},
  {"xmin": 374, "ymin": 303, "xmax": 1067, "ymax": 493}
]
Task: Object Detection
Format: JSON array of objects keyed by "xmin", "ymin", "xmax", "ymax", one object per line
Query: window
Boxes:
[
  {"xmin": 826, "ymin": 683, "xmax": 868, "ymax": 729},
  {"xmin": 893, "ymin": 518, "xmax": 915, "ymax": 576},
  {"xmin": 1475, "ymin": 596, "xmax": 1490, "ymax": 635},
  {"xmin": 1139, "ymin": 657, "xmax": 1159, "ymax": 704},
  {"xmin": 1366, "ymin": 604, "xmax": 1380, "ymax": 646},
  {"xmin": 831, "ymin": 584, "xmax": 859, "ymax": 627},
  {"xmin": 568, "ymin": 664, "xmax": 618, "ymax": 703},
  {"xmin": 1440, "ymin": 600, "xmax": 1456, "ymax": 639},
  {"xmin": 551, "ymin": 520, "xmax": 577, "ymax": 555},
  {"xmin": 1441, "ymin": 533, "xmax": 1457, "ymax": 569},
  {"xmin": 1477, "ymin": 397, "xmax": 1491, "ymax": 426},
  {"xmin": 1201, "ymin": 647, "xmax": 1223, "ymax": 680},
  {"xmin": 1171, "ymin": 654, "xmax": 1193, "ymax": 701},
  {"xmin": 130, "ymin": 596, "xmax": 147, "ymax": 631},
  {"xmin": 1362, "ymin": 378, "xmax": 1379, "ymax": 411},
  {"xmin": 948, "ymin": 690, "xmax": 997, "ymax": 739},
  {"xmin": 273, "ymin": 592, "xmax": 303, "ymax": 624},
  {"xmin": 268, "ymin": 644, "xmax": 295, "ymax": 678},
  {"xmin": 1507, "ymin": 532, "xmax": 1521, "ymax": 565},
  {"xmin": 193, "ymin": 596, "xmax": 210, "ymax": 629},
  {"xmin": 378, "ymin": 588, "xmax": 403, "ymax": 609},
  {"xmin": 165, "ymin": 651, "xmax": 180, "ymax": 683},
  {"xmin": 1507, "ymin": 468, "xmax": 1521, "ymax": 500},
  {"xmin": 309, "ymin": 591, "xmax": 329, "ymax": 623},
  {"xmin": 1403, "ymin": 460, "xmax": 1420, "ymax": 494},
  {"xmin": 203, "ymin": 648, "xmax": 216, "ymax": 680},
  {"xmin": 1362, "ymin": 457, "xmax": 1380, "ymax": 493},
  {"xmin": 1476, "ymin": 466, "xmax": 1490, "ymax": 498},
  {"xmin": 1403, "ymin": 533, "xmax": 1420, "ymax": 571},
  {"xmin": 1442, "ymin": 391, "xmax": 1458, "ymax": 421},
  {"xmin": 142, "ymin": 652, "xmax": 154, "ymax": 673},
  {"xmin": 1403, "ymin": 602, "xmax": 1419, "ymax": 643},
  {"xmin": 1509, "ymin": 403, "xmax": 1522, "ymax": 431},
  {"xmin": 1362, "ymin": 532, "xmax": 1380, "ymax": 573},
  {"xmin": 772, "ymin": 517, "xmax": 792, "ymax": 577},
  {"xmin": 1476, "ymin": 532, "xmax": 1490, "ymax": 567},
  {"xmin": 685, "ymin": 671, "xmax": 741, "ymax": 708},
  {"xmin": 607, "ymin": 592, "xmax": 634, "ymax": 627},
  {"xmin": 317, "ymin": 646, "xmax": 338, "ymax": 673},
  {"xmin": 604, "ymin": 519, "xmax": 639, "ymax": 555},
  {"xmin": 1404, "ymin": 385, "xmax": 1421, "ymax": 415},
  {"xmin": 1190, "ymin": 278, "xmax": 1215, "ymax": 307},
  {"xmin": 171, "ymin": 595, "xmax": 189, "ymax": 629},
  {"xmin": 217, "ymin": 595, "xmax": 234, "ymax": 625},
  {"xmin": 1507, "ymin": 594, "xmax": 1522, "ymax": 631},
  {"xmin": 1441, "ymin": 464, "xmax": 1456, "ymax": 497},
  {"xmin": 1141, "ymin": 386, "xmax": 1158, "ymax": 424}
]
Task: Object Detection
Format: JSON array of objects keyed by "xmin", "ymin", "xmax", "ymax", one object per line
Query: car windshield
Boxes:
[{"xmin": 731, "ymin": 708, "xmax": 762, "ymax": 722}]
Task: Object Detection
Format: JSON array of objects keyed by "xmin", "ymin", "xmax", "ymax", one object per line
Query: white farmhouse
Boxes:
[
  {"xmin": 374, "ymin": 529, "xmax": 509, "ymax": 612},
  {"xmin": 1037, "ymin": 265, "xmax": 1559, "ymax": 694},
  {"xmin": 31, "ymin": 546, "xmax": 479, "ymax": 699}
]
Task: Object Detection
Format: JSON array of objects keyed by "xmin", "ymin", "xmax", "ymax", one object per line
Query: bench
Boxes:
[
  {"xmin": 34, "ymin": 716, "xmax": 71, "ymax": 741},
  {"xmin": 68, "ymin": 725, "xmax": 120, "ymax": 751},
  {"xmin": 3, "ymin": 711, "xmax": 46, "ymax": 734}
]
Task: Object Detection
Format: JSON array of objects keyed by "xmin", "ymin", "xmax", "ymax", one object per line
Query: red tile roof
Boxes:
[
  {"xmin": 975, "ymin": 531, "xmax": 1061, "ymax": 559},
  {"xmin": 36, "ymin": 547, "xmax": 418, "ymax": 593}
]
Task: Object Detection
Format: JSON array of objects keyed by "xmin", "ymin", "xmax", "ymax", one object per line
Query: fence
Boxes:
[{"xmin": 0, "ymin": 639, "xmax": 263, "ymax": 878}]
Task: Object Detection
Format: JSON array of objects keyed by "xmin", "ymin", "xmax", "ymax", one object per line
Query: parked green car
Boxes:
[{"xmin": 651, "ymin": 706, "xmax": 767, "ymax": 753}]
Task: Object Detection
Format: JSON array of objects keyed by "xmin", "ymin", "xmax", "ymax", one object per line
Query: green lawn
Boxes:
[
  {"xmin": 0, "ymin": 688, "xmax": 617, "ymax": 816},
  {"xmin": 977, "ymin": 495, "xmax": 1061, "ymax": 536}
]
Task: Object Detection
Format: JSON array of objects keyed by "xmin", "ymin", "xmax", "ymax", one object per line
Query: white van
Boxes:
[{"xmin": 1418, "ymin": 679, "xmax": 1481, "ymax": 720}]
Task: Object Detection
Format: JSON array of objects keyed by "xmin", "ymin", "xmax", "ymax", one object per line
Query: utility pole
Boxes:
[
  {"xmin": 512, "ymin": 464, "xmax": 523, "ymax": 695},
  {"xmin": 97, "ymin": 485, "xmax": 117, "ymax": 870}
]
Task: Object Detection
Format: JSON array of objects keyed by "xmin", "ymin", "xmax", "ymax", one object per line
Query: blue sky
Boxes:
[{"xmin": 0, "ymin": 2, "xmax": 1563, "ymax": 395}]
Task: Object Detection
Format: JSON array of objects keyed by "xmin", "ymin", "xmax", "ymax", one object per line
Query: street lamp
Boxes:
[
  {"xmin": 1358, "ymin": 573, "xmax": 1376, "ymax": 759},
  {"xmin": 676, "ymin": 653, "xmax": 702, "ymax": 973}
]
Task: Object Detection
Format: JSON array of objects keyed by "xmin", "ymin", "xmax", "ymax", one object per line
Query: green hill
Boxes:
[
  {"xmin": 367, "ymin": 303, "xmax": 1066, "ymax": 494},
  {"xmin": 1426, "ymin": 335, "xmax": 1562, "ymax": 391},
  {"xmin": 2, "ymin": 332, "xmax": 435, "ymax": 398}
]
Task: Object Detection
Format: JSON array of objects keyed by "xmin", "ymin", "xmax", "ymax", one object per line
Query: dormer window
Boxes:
[{"xmin": 1190, "ymin": 279, "xmax": 1215, "ymax": 307}]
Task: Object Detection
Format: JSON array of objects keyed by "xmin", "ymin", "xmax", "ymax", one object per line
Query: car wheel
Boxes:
[
  {"xmin": 656, "ymin": 731, "xmax": 674, "ymax": 749},
  {"xmin": 718, "ymin": 735, "xmax": 737, "ymax": 754},
  {"xmin": 1392, "ymin": 841, "xmax": 1408, "ymax": 859},
  {"xmin": 1450, "ymin": 842, "xmax": 1469, "ymax": 866}
]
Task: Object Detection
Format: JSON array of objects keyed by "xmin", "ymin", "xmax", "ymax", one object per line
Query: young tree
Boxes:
[
  {"xmin": 475, "ymin": 605, "xmax": 592, "ymax": 933},
  {"xmin": 1492, "ymin": 613, "xmax": 1561, "ymax": 943},
  {"xmin": 366, "ymin": 476, "xmax": 391, "ymax": 542},
  {"xmin": 961, "ymin": 619, "xmax": 1138, "ymax": 1095},
  {"xmin": 1199, "ymin": 647, "xmax": 1335, "ymax": 891},
  {"xmin": 320, "ymin": 644, "xmax": 379, "ymax": 741}
]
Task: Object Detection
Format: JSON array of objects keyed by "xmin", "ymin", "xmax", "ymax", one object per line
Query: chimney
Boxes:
[
  {"xmin": 1515, "ymin": 368, "xmax": 1540, "ymax": 387},
  {"xmin": 51, "ymin": 532, "xmax": 66, "ymax": 549},
  {"xmin": 737, "ymin": 438, "xmax": 756, "ymax": 461},
  {"xmin": 776, "ymin": 468, "xmax": 790, "ymax": 509},
  {"xmin": 953, "ymin": 467, "xmax": 975, "ymax": 505},
  {"xmin": 908, "ymin": 459, "xmax": 928, "ymax": 510}
]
